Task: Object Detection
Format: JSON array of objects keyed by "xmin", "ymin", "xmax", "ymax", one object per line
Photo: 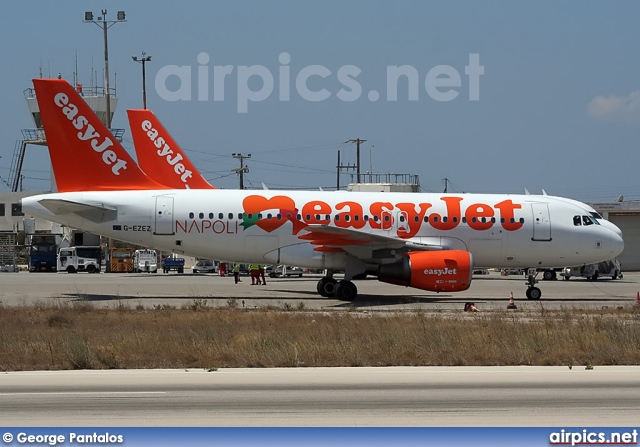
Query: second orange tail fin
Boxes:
[
  {"xmin": 33, "ymin": 78, "xmax": 167, "ymax": 192},
  {"xmin": 128, "ymin": 109, "xmax": 214, "ymax": 189}
]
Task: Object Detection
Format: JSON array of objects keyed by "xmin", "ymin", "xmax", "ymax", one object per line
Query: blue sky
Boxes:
[{"xmin": 1, "ymin": 1, "xmax": 639, "ymax": 202}]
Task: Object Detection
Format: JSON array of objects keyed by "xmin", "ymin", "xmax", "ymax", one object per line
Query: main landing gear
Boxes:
[
  {"xmin": 317, "ymin": 273, "xmax": 358, "ymax": 301},
  {"xmin": 525, "ymin": 268, "xmax": 542, "ymax": 300}
]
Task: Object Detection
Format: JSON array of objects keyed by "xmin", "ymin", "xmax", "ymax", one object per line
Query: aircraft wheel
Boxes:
[
  {"xmin": 317, "ymin": 277, "xmax": 337, "ymax": 297},
  {"xmin": 543, "ymin": 270, "xmax": 555, "ymax": 281},
  {"xmin": 526, "ymin": 287, "xmax": 541, "ymax": 300},
  {"xmin": 335, "ymin": 280, "xmax": 358, "ymax": 301}
]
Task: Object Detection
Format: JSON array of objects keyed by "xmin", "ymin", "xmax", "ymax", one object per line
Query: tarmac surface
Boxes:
[
  {"xmin": 2, "ymin": 366, "xmax": 639, "ymax": 426},
  {"xmin": 1, "ymin": 269, "xmax": 638, "ymax": 311}
]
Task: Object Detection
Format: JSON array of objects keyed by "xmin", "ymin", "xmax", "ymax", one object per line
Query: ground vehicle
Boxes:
[
  {"xmin": 161, "ymin": 256, "xmax": 185, "ymax": 273},
  {"xmin": 192, "ymin": 259, "xmax": 217, "ymax": 273},
  {"xmin": 109, "ymin": 247, "xmax": 134, "ymax": 273},
  {"xmin": 133, "ymin": 249, "xmax": 158, "ymax": 273},
  {"xmin": 561, "ymin": 258, "xmax": 622, "ymax": 280},
  {"xmin": 269, "ymin": 265, "xmax": 304, "ymax": 278},
  {"xmin": 57, "ymin": 246, "xmax": 101, "ymax": 273},
  {"xmin": 29, "ymin": 235, "xmax": 57, "ymax": 272}
]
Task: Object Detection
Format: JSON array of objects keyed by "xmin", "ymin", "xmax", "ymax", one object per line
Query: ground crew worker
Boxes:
[
  {"xmin": 232, "ymin": 263, "xmax": 241, "ymax": 284},
  {"xmin": 249, "ymin": 264, "xmax": 260, "ymax": 285},
  {"xmin": 258, "ymin": 265, "xmax": 266, "ymax": 285}
]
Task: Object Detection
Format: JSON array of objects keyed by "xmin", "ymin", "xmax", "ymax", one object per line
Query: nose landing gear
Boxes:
[{"xmin": 525, "ymin": 268, "xmax": 542, "ymax": 300}]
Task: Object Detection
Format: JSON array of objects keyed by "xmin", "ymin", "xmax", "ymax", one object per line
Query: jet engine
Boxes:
[{"xmin": 378, "ymin": 250, "xmax": 473, "ymax": 292}]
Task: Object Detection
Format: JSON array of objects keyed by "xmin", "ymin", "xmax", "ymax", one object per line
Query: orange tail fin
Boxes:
[
  {"xmin": 32, "ymin": 78, "xmax": 167, "ymax": 192},
  {"xmin": 127, "ymin": 109, "xmax": 214, "ymax": 189}
]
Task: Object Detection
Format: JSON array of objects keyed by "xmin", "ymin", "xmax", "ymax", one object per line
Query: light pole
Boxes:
[
  {"xmin": 84, "ymin": 9, "xmax": 126, "ymax": 130},
  {"xmin": 345, "ymin": 138, "xmax": 367, "ymax": 183},
  {"xmin": 232, "ymin": 153, "xmax": 251, "ymax": 189},
  {"xmin": 132, "ymin": 52, "xmax": 152, "ymax": 109}
]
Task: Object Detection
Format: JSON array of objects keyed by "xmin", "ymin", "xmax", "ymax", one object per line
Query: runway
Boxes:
[
  {"xmin": 0, "ymin": 270, "xmax": 638, "ymax": 311},
  {"xmin": 2, "ymin": 367, "xmax": 639, "ymax": 426}
]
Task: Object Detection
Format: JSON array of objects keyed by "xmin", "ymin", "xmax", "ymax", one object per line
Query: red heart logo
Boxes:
[{"xmin": 243, "ymin": 195, "xmax": 297, "ymax": 233}]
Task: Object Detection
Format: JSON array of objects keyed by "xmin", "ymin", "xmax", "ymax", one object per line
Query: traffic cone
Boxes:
[
  {"xmin": 464, "ymin": 302, "xmax": 480, "ymax": 312},
  {"xmin": 507, "ymin": 291, "xmax": 517, "ymax": 310}
]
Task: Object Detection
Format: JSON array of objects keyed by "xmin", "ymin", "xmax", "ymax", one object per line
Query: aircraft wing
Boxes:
[
  {"xmin": 38, "ymin": 199, "xmax": 118, "ymax": 223},
  {"xmin": 296, "ymin": 223, "xmax": 448, "ymax": 262}
]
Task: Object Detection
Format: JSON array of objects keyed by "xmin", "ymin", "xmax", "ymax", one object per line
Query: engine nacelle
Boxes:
[{"xmin": 378, "ymin": 250, "xmax": 473, "ymax": 292}]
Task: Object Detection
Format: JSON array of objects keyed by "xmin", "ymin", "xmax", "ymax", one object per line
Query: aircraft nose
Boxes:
[{"xmin": 610, "ymin": 230, "xmax": 625, "ymax": 258}]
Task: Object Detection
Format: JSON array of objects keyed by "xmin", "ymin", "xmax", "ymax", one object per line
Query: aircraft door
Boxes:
[
  {"xmin": 531, "ymin": 203, "xmax": 551, "ymax": 241},
  {"xmin": 154, "ymin": 196, "xmax": 175, "ymax": 235}
]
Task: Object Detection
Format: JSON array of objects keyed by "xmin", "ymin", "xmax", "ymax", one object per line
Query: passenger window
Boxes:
[
  {"xmin": 189, "ymin": 212, "xmax": 194, "ymax": 219},
  {"xmin": 209, "ymin": 213, "xmax": 214, "ymax": 219},
  {"xmin": 384, "ymin": 215, "xmax": 390, "ymax": 222},
  {"xmin": 442, "ymin": 217, "xmax": 448, "ymax": 223},
  {"xmin": 228, "ymin": 213, "xmax": 233, "ymax": 219},
  {"xmin": 219, "ymin": 213, "xmax": 223, "ymax": 219},
  {"xmin": 399, "ymin": 215, "xmax": 405, "ymax": 222},
  {"xmin": 199, "ymin": 212, "xmax": 204, "ymax": 219},
  {"xmin": 573, "ymin": 216, "xmax": 582, "ymax": 226},
  {"xmin": 267, "ymin": 213, "xmax": 273, "ymax": 220}
]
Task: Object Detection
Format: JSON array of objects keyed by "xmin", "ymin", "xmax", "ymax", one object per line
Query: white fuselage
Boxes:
[{"xmin": 22, "ymin": 190, "xmax": 624, "ymax": 272}]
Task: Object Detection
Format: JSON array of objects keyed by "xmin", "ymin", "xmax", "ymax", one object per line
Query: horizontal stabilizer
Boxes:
[{"xmin": 38, "ymin": 199, "xmax": 117, "ymax": 223}]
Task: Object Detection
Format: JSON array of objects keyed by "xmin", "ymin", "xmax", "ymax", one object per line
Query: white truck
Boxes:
[
  {"xmin": 561, "ymin": 258, "xmax": 622, "ymax": 280},
  {"xmin": 133, "ymin": 249, "xmax": 158, "ymax": 273},
  {"xmin": 57, "ymin": 246, "xmax": 101, "ymax": 273}
]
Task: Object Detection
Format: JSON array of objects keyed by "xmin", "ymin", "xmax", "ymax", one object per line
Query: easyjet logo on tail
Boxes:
[
  {"xmin": 140, "ymin": 120, "xmax": 193, "ymax": 185},
  {"xmin": 53, "ymin": 93, "xmax": 127, "ymax": 176}
]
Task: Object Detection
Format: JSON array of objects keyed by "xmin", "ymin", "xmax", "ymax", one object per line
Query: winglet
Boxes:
[
  {"xmin": 127, "ymin": 109, "xmax": 214, "ymax": 189},
  {"xmin": 33, "ymin": 79, "xmax": 166, "ymax": 192}
]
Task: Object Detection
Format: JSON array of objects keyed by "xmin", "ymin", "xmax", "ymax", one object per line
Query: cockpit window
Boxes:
[
  {"xmin": 589, "ymin": 211, "xmax": 602, "ymax": 225},
  {"xmin": 582, "ymin": 215, "xmax": 594, "ymax": 226},
  {"xmin": 573, "ymin": 215, "xmax": 582, "ymax": 226}
]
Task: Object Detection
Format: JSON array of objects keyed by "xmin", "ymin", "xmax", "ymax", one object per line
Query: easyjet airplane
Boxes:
[
  {"xmin": 127, "ymin": 109, "xmax": 214, "ymax": 189},
  {"xmin": 21, "ymin": 79, "xmax": 624, "ymax": 301}
]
